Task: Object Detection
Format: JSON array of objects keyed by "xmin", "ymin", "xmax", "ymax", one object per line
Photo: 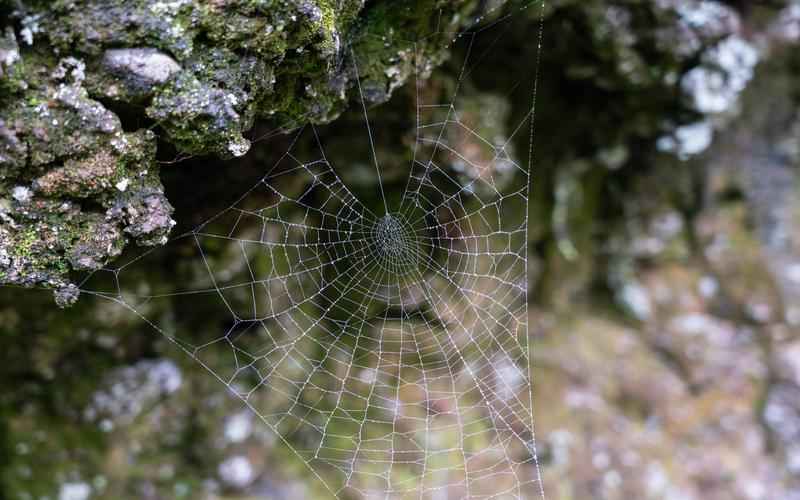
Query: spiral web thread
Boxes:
[{"xmin": 80, "ymin": 2, "xmax": 546, "ymax": 498}]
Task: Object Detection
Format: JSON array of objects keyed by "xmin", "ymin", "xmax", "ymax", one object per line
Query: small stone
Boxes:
[{"xmin": 103, "ymin": 48, "xmax": 181, "ymax": 95}]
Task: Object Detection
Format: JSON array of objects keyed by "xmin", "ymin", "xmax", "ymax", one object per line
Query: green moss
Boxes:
[{"xmin": 13, "ymin": 230, "xmax": 38, "ymax": 258}]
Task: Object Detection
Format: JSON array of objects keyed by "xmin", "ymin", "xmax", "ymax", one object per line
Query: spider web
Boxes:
[{"xmin": 79, "ymin": 2, "xmax": 546, "ymax": 498}]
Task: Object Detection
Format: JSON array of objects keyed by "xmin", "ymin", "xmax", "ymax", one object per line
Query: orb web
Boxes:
[{"xmin": 78, "ymin": 1, "xmax": 546, "ymax": 498}]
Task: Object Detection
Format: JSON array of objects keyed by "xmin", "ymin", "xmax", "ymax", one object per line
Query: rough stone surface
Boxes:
[
  {"xmin": 0, "ymin": 0, "xmax": 477, "ymax": 303},
  {"xmin": 0, "ymin": 50, "xmax": 174, "ymax": 300}
]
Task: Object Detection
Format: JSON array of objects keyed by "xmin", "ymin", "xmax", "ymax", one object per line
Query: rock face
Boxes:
[
  {"xmin": 0, "ymin": 52, "xmax": 174, "ymax": 303},
  {"xmin": 0, "ymin": 0, "xmax": 476, "ymax": 304}
]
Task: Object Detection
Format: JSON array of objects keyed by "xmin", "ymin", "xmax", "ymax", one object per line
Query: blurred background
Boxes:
[{"xmin": 3, "ymin": 0, "xmax": 800, "ymax": 499}]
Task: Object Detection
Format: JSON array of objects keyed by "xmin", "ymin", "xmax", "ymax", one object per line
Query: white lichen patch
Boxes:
[
  {"xmin": 84, "ymin": 359, "xmax": 182, "ymax": 425},
  {"xmin": 698, "ymin": 275, "xmax": 719, "ymax": 298},
  {"xmin": 618, "ymin": 282, "xmax": 653, "ymax": 320},
  {"xmin": 20, "ymin": 14, "xmax": 42, "ymax": 46},
  {"xmin": 115, "ymin": 178, "xmax": 130, "ymax": 192},
  {"xmin": 150, "ymin": 0, "xmax": 192, "ymax": 16},
  {"xmin": 19, "ymin": 27, "xmax": 33, "ymax": 46},
  {"xmin": 227, "ymin": 137, "xmax": 251, "ymax": 157},
  {"xmin": 218, "ymin": 455, "xmax": 255, "ymax": 488},
  {"xmin": 772, "ymin": 4, "xmax": 800, "ymax": 42},
  {"xmin": 682, "ymin": 36, "xmax": 758, "ymax": 115},
  {"xmin": 0, "ymin": 40, "xmax": 19, "ymax": 68},
  {"xmin": 59, "ymin": 482, "xmax": 91, "ymax": 500},
  {"xmin": 52, "ymin": 57, "xmax": 87, "ymax": 83},
  {"xmin": 110, "ymin": 134, "xmax": 130, "ymax": 152},
  {"xmin": 674, "ymin": 0, "xmax": 739, "ymax": 34},
  {"xmin": 385, "ymin": 66, "xmax": 401, "ymax": 79},
  {"xmin": 224, "ymin": 411, "xmax": 253, "ymax": 444},
  {"xmin": 657, "ymin": 120, "xmax": 714, "ymax": 159},
  {"xmin": 11, "ymin": 186, "xmax": 32, "ymax": 203},
  {"xmin": 492, "ymin": 354, "xmax": 524, "ymax": 402}
]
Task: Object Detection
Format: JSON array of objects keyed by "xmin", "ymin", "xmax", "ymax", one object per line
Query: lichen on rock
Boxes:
[
  {"xmin": 1, "ymin": 47, "xmax": 174, "ymax": 304},
  {"xmin": 1, "ymin": 0, "xmax": 478, "ymax": 304}
]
